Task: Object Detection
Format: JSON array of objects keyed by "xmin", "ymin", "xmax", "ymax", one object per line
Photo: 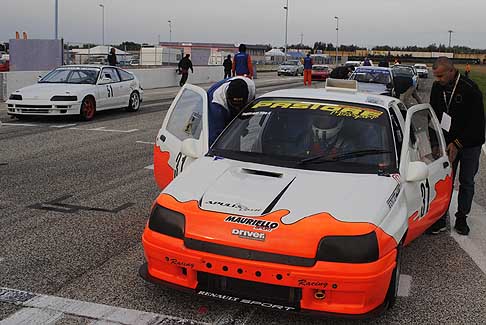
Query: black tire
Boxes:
[
  {"xmin": 79, "ymin": 96, "xmax": 96, "ymax": 121},
  {"xmin": 126, "ymin": 91, "xmax": 141, "ymax": 112},
  {"xmin": 385, "ymin": 239, "xmax": 403, "ymax": 309}
]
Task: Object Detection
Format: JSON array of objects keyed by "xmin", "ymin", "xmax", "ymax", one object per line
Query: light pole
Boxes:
[
  {"xmin": 168, "ymin": 20, "xmax": 172, "ymax": 43},
  {"xmin": 99, "ymin": 4, "xmax": 105, "ymax": 46},
  {"xmin": 448, "ymin": 30, "xmax": 454, "ymax": 48},
  {"xmin": 334, "ymin": 16, "xmax": 339, "ymax": 66},
  {"xmin": 54, "ymin": 0, "xmax": 59, "ymax": 39},
  {"xmin": 284, "ymin": 0, "xmax": 289, "ymax": 60}
]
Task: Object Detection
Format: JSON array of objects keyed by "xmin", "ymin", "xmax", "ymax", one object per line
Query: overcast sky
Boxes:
[{"xmin": 2, "ymin": 0, "xmax": 486, "ymax": 49}]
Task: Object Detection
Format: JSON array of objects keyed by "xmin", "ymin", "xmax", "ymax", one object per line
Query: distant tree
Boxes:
[
  {"xmin": 0, "ymin": 43, "xmax": 6, "ymax": 52},
  {"xmin": 82, "ymin": 43, "xmax": 97, "ymax": 49},
  {"xmin": 118, "ymin": 41, "xmax": 141, "ymax": 51}
]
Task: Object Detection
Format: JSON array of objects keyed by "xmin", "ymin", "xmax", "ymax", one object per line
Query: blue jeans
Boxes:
[{"xmin": 452, "ymin": 146, "xmax": 483, "ymax": 217}]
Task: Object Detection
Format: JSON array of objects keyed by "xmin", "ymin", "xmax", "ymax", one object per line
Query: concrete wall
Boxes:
[{"xmin": 1, "ymin": 66, "xmax": 224, "ymax": 101}]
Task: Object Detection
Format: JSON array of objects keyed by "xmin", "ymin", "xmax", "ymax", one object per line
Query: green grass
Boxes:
[{"xmin": 460, "ymin": 69, "xmax": 486, "ymax": 111}]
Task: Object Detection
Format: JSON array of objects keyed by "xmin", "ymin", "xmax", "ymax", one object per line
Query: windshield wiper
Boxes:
[{"xmin": 299, "ymin": 149, "xmax": 391, "ymax": 165}]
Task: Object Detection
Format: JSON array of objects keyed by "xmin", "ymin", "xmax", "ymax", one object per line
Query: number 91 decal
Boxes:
[
  {"xmin": 174, "ymin": 152, "xmax": 187, "ymax": 178},
  {"xmin": 419, "ymin": 178, "xmax": 430, "ymax": 218}
]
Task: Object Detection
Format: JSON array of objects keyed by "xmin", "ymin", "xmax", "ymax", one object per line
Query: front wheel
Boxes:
[
  {"xmin": 385, "ymin": 240, "xmax": 403, "ymax": 309},
  {"xmin": 126, "ymin": 91, "xmax": 141, "ymax": 112},
  {"xmin": 80, "ymin": 97, "xmax": 96, "ymax": 121}
]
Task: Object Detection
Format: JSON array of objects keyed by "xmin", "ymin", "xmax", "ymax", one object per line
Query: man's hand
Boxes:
[{"xmin": 447, "ymin": 143, "xmax": 458, "ymax": 163}]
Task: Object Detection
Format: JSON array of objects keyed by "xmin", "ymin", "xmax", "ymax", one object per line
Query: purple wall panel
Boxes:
[{"xmin": 10, "ymin": 39, "xmax": 63, "ymax": 71}]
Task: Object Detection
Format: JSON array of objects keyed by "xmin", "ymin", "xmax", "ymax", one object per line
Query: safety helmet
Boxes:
[{"xmin": 311, "ymin": 114, "xmax": 344, "ymax": 142}]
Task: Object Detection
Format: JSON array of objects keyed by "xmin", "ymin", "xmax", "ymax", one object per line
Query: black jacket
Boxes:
[
  {"xmin": 107, "ymin": 53, "xmax": 117, "ymax": 66},
  {"xmin": 178, "ymin": 57, "xmax": 194, "ymax": 73},
  {"xmin": 223, "ymin": 58, "xmax": 232, "ymax": 71},
  {"xmin": 430, "ymin": 73, "xmax": 485, "ymax": 148},
  {"xmin": 393, "ymin": 75, "xmax": 413, "ymax": 96}
]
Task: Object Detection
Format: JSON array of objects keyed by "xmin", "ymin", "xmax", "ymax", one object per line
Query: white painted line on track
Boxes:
[
  {"xmin": 141, "ymin": 101, "xmax": 173, "ymax": 108},
  {"xmin": 69, "ymin": 126, "xmax": 139, "ymax": 133},
  {"xmin": 449, "ymin": 191, "xmax": 486, "ymax": 275},
  {"xmin": 144, "ymin": 164, "xmax": 154, "ymax": 170},
  {"xmin": 50, "ymin": 124, "xmax": 77, "ymax": 128},
  {"xmin": 1, "ymin": 123, "xmax": 39, "ymax": 127},
  {"xmin": 136, "ymin": 141, "xmax": 155, "ymax": 145},
  {"xmin": 397, "ymin": 275, "xmax": 412, "ymax": 297},
  {"xmin": 0, "ymin": 287, "xmax": 211, "ymax": 325}
]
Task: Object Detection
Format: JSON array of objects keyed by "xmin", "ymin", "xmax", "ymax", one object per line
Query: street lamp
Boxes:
[
  {"xmin": 284, "ymin": 0, "xmax": 289, "ymax": 60},
  {"xmin": 334, "ymin": 16, "xmax": 339, "ymax": 66},
  {"xmin": 54, "ymin": 0, "xmax": 59, "ymax": 39},
  {"xmin": 448, "ymin": 30, "xmax": 454, "ymax": 48},
  {"xmin": 99, "ymin": 4, "xmax": 105, "ymax": 46},
  {"xmin": 168, "ymin": 20, "xmax": 172, "ymax": 43}
]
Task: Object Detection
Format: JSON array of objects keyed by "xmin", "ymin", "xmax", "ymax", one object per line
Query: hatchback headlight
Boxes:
[
  {"xmin": 148, "ymin": 204, "xmax": 185, "ymax": 239},
  {"xmin": 316, "ymin": 232, "xmax": 379, "ymax": 263},
  {"xmin": 9, "ymin": 94, "xmax": 22, "ymax": 101}
]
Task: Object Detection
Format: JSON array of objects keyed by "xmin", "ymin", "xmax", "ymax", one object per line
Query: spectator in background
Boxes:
[
  {"xmin": 427, "ymin": 57, "xmax": 485, "ymax": 236},
  {"xmin": 107, "ymin": 48, "xmax": 117, "ymax": 66},
  {"xmin": 378, "ymin": 60, "xmax": 389, "ymax": 67},
  {"xmin": 303, "ymin": 53, "xmax": 313, "ymax": 86},
  {"xmin": 223, "ymin": 55, "xmax": 232, "ymax": 79},
  {"xmin": 465, "ymin": 63, "xmax": 471, "ymax": 78},
  {"xmin": 178, "ymin": 54, "xmax": 194, "ymax": 87},
  {"xmin": 232, "ymin": 44, "xmax": 253, "ymax": 78},
  {"xmin": 207, "ymin": 76, "xmax": 256, "ymax": 145},
  {"xmin": 362, "ymin": 57, "xmax": 372, "ymax": 66}
]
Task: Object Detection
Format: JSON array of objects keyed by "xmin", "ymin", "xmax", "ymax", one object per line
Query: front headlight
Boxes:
[
  {"xmin": 51, "ymin": 95, "xmax": 78, "ymax": 101},
  {"xmin": 9, "ymin": 94, "xmax": 22, "ymax": 100},
  {"xmin": 148, "ymin": 204, "xmax": 185, "ymax": 239},
  {"xmin": 316, "ymin": 232, "xmax": 379, "ymax": 263}
]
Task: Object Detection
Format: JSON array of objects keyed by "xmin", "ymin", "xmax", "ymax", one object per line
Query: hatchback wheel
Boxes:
[
  {"xmin": 126, "ymin": 91, "xmax": 141, "ymax": 112},
  {"xmin": 80, "ymin": 97, "xmax": 96, "ymax": 121}
]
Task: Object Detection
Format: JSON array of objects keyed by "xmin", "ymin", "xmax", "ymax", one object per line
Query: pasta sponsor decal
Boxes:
[
  {"xmin": 224, "ymin": 216, "xmax": 279, "ymax": 232},
  {"xmin": 251, "ymin": 101, "xmax": 384, "ymax": 120}
]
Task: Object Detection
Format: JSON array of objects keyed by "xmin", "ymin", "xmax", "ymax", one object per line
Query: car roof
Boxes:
[
  {"xmin": 258, "ymin": 88, "xmax": 395, "ymax": 111},
  {"xmin": 61, "ymin": 65, "xmax": 116, "ymax": 69},
  {"xmin": 355, "ymin": 66, "xmax": 391, "ymax": 72}
]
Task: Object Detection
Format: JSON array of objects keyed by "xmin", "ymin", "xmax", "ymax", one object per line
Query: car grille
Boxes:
[
  {"xmin": 197, "ymin": 272, "xmax": 302, "ymax": 308},
  {"xmin": 16, "ymin": 105, "xmax": 52, "ymax": 109},
  {"xmin": 184, "ymin": 238, "xmax": 315, "ymax": 267}
]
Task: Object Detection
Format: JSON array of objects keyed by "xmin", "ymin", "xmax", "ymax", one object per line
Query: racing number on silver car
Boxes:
[
  {"xmin": 106, "ymin": 85, "xmax": 114, "ymax": 98},
  {"xmin": 420, "ymin": 178, "xmax": 431, "ymax": 217},
  {"xmin": 174, "ymin": 152, "xmax": 187, "ymax": 178}
]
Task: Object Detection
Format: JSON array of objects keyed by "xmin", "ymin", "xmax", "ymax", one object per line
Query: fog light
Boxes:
[{"xmin": 314, "ymin": 290, "xmax": 326, "ymax": 300}]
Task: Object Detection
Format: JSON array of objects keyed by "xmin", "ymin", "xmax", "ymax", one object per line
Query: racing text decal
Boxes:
[
  {"xmin": 224, "ymin": 216, "xmax": 279, "ymax": 232},
  {"xmin": 251, "ymin": 101, "xmax": 384, "ymax": 120}
]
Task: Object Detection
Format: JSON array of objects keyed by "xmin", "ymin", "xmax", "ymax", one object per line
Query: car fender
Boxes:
[{"xmin": 377, "ymin": 185, "xmax": 408, "ymax": 254}]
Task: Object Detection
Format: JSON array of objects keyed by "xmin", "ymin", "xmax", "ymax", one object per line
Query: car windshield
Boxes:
[
  {"xmin": 210, "ymin": 98, "xmax": 396, "ymax": 174},
  {"xmin": 39, "ymin": 68, "xmax": 100, "ymax": 84},
  {"xmin": 313, "ymin": 66, "xmax": 328, "ymax": 71},
  {"xmin": 415, "ymin": 65, "xmax": 427, "ymax": 69},
  {"xmin": 351, "ymin": 69, "xmax": 391, "ymax": 85},
  {"xmin": 282, "ymin": 61, "xmax": 298, "ymax": 65}
]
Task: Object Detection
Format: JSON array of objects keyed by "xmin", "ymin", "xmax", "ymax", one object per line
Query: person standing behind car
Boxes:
[
  {"xmin": 393, "ymin": 70, "xmax": 422, "ymax": 107},
  {"xmin": 178, "ymin": 54, "xmax": 194, "ymax": 87},
  {"xmin": 465, "ymin": 63, "xmax": 471, "ymax": 78},
  {"xmin": 427, "ymin": 57, "xmax": 485, "ymax": 236},
  {"xmin": 303, "ymin": 53, "xmax": 313, "ymax": 86},
  {"xmin": 232, "ymin": 44, "xmax": 253, "ymax": 78},
  {"xmin": 223, "ymin": 54, "xmax": 232, "ymax": 79},
  {"xmin": 107, "ymin": 48, "xmax": 117, "ymax": 66}
]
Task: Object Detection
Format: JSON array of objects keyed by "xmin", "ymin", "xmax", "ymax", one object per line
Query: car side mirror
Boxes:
[
  {"xmin": 406, "ymin": 161, "xmax": 429, "ymax": 182},
  {"xmin": 181, "ymin": 138, "xmax": 202, "ymax": 159},
  {"xmin": 98, "ymin": 77, "xmax": 112, "ymax": 85}
]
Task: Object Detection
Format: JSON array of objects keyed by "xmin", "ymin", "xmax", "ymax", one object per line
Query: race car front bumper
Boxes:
[
  {"xmin": 6, "ymin": 100, "xmax": 81, "ymax": 116},
  {"xmin": 141, "ymin": 230, "xmax": 397, "ymax": 318}
]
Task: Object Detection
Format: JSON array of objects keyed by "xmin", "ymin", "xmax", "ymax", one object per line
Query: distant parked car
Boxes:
[
  {"xmin": 6, "ymin": 65, "xmax": 143, "ymax": 121},
  {"xmin": 392, "ymin": 65, "xmax": 419, "ymax": 90},
  {"xmin": 413, "ymin": 64, "xmax": 429, "ymax": 78},
  {"xmin": 278, "ymin": 60, "xmax": 304, "ymax": 76},
  {"xmin": 0, "ymin": 57, "xmax": 9, "ymax": 72},
  {"xmin": 311, "ymin": 65, "xmax": 331, "ymax": 81},
  {"xmin": 349, "ymin": 66, "xmax": 395, "ymax": 97}
]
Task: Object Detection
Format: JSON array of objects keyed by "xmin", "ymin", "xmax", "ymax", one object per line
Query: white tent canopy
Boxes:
[
  {"xmin": 265, "ymin": 48, "xmax": 286, "ymax": 57},
  {"xmin": 71, "ymin": 46, "xmax": 128, "ymax": 55}
]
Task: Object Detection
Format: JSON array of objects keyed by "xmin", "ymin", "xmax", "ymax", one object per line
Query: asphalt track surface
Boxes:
[{"xmin": 0, "ymin": 73, "xmax": 485, "ymax": 324}]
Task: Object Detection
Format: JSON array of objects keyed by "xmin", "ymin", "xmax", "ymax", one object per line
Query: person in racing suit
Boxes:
[
  {"xmin": 301, "ymin": 113, "xmax": 355, "ymax": 158},
  {"xmin": 208, "ymin": 76, "xmax": 256, "ymax": 145},
  {"xmin": 232, "ymin": 44, "xmax": 254, "ymax": 78}
]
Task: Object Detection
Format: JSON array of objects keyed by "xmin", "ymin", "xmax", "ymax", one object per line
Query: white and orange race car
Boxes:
[{"xmin": 140, "ymin": 80, "xmax": 453, "ymax": 318}]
